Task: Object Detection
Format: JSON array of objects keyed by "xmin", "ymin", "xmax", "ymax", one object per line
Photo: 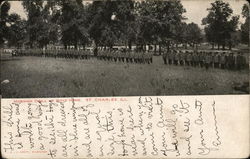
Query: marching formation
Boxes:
[
  {"xmin": 162, "ymin": 49, "xmax": 247, "ymax": 70},
  {"xmin": 12, "ymin": 49, "xmax": 92, "ymax": 59},
  {"xmin": 10, "ymin": 48, "xmax": 247, "ymax": 70},
  {"xmin": 12, "ymin": 48, "xmax": 154, "ymax": 64},
  {"xmin": 97, "ymin": 49, "xmax": 153, "ymax": 64}
]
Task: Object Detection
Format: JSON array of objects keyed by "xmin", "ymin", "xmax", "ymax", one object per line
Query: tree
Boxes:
[
  {"xmin": 36, "ymin": 1, "xmax": 60, "ymax": 48},
  {"xmin": 202, "ymin": 0, "xmax": 239, "ymax": 50},
  {"xmin": 135, "ymin": 0, "xmax": 186, "ymax": 54},
  {"xmin": 114, "ymin": 0, "xmax": 136, "ymax": 49},
  {"xmin": 59, "ymin": 0, "xmax": 89, "ymax": 49},
  {"xmin": 6, "ymin": 13, "xmax": 27, "ymax": 48},
  {"xmin": 241, "ymin": 3, "xmax": 249, "ymax": 45},
  {"xmin": 186, "ymin": 22, "xmax": 202, "ymax": 48},
  {"xmin": 22, "ymin": 0, "xmax": 46, "ymax": 48},
  {"xmin": 172, "ymin": 22, "xmax": 187, "ymax": 47},
  {"xmin": 22, "ymin": 0, "xmax": 61, "ymax": 48},
  {"xmin": 87, "ymin": 1, "xmax": 106, "ymax": 52},
  {"xmin": 0, "ymin": 1, "xmax": 10, "ymax": 46},
  {"xmin": 204, "ymin": 25, "xmax": 216, "ymax": 49},
  {"xmin": 88, "ymin": 0, "xmax": 136, "ymax": 54},
  {"xmin": 1, "ymin": 1, "xmax": 27, "ymax": 48}
]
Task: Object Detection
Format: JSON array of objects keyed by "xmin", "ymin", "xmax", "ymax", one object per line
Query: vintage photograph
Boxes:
[{"xmin": 0, "ymin": 0, "xmax": 249, "ymax": 98}]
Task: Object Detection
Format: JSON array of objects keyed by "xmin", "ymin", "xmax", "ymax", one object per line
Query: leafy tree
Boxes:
[
  {"xmin": 22, "ymin": 0, "xmax": 61, "ymax": 48},
  {"xmin": 0, "ymin": 0, "xmax": 10, "ymax": 46},
  {"xmin": 202, "ymin": 0, "xmax": 239, "ymax": 50},
  {"xmin": 186, "ymin": 22, "xmax": 202, "ymax": 48},
  {"xmin": 204, "ymin": 25, "xmax": 216, "ymax": 49},
  {"xmin": 22, "ymin": 0, "xmax": 45, "ymax": 48},
  {"xmin": 87, "ymin": 1, "xmax": 106, "ymax": 52},
  {"xmin": 89, "ymin": 1, "xmax": 117, "ymax": 51},
  {"xmin": 87, "ymin": 0, "xmax": 185, "ymax": 54},
  {"xmin": 36, "ymin": 2, "xmax": 60, "ymax": 48},
  {"xmin": 6, "ymin": 13, "xmax": 27, "ymax": 48},
  {"xmin": 114, "ymin": 0, "xmax": 136, "ymax": 49},
  {"xmin": 59, "ymin": 0, "xmax": 89, "ymax": 49},
  {"xmin": 1, "ymin": 1, "xmax": 27, "ymax": 48},
  {"xmin": 241, "ymin": 3, "xmax": 249, "ymax": 45},
  {"xmin": 135, "ymin": 0, "xmax": 186, "ymax": 53},
  {"xmin": 172, "ymin": 22, "xmax": 188, "ymax": 47},
  {"xmin": 88, "ymin": 0, "xmax": 136, "ymax": 54},
  {"xmin": 171, "ymin": 22, "xmax": 201, "ymax": 49}
]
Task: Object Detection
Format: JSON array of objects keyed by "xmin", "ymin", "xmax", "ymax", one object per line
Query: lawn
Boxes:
[{"xmin": 0, "ymin": 55, "xmax": 249, "ymax": 98}]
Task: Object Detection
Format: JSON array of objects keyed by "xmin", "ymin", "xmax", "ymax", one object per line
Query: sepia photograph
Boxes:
[
  {"xmin": 0, "ymin": 0, "xmax": 249, "ymax": 98},
  {"xmin": 1, "ymin": 1, "xmax": 249, "ymax": 158}
]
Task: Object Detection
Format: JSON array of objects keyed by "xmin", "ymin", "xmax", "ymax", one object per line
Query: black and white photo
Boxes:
[{"xmin": 1, "ymin": 0, "xmax": 249, "ymax": 98}]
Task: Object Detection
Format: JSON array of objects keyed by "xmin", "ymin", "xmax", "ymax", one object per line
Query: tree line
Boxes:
[{"xmin": 0, "ymin": 0, "xmax": 249, "ymax": 54}]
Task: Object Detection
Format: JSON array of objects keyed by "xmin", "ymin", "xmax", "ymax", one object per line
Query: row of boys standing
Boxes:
[{"xmin": 162, "ymin": 49, "xmax": 246, "ymax": 70}]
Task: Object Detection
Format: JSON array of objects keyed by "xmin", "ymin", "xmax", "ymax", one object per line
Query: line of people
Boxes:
[
  {"xmin": 13, "ymin": 49, "xmax": 92, "ymax": 59},
  {"xmin": 12, "ymin": 48, "xmax": 154, "ymax": 64},
  {"xmin": 162, "ymin": 49, "xmax": 247, "ymax": 70},
  {"xmin": 97, "ymin": 49, "xmax": 153, "ymax": 64}
]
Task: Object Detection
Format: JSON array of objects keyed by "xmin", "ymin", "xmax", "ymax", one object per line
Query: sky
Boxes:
[
  {"xmin": 9, "ymin": 0, "xmax": 248, "ymax": 29},
  {"xmin": 181, "ymin": 0, "xmax": 247, "ymax": 28}
]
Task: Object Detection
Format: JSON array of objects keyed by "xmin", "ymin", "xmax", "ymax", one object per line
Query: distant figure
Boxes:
[
  {"xmin": 205, "ymin": 52, "xmax": 212, "ymax": 70},
  {"xmin": 186, "ymin": 51, "xmax": 192, "ymax": 66},
  {"xmin": 199, "ymin": 51, "xmax": 204, "ymax": 68},
  {"xmin": 163, "ymin": 50, "xmax": 167, "ymax": 64},
  {"xmin": 179, "ymin": 50, "xmax": 185, "ymax": 66},
  {"xmin": 236, "ymin": 52, "xmax": 246, "ymax": 70},
  {"xmin": 193, "ymin": 52, "xmax": 199, "ymax": 67},
  {"xmin": 174, "ymin": 50, "xmax": 179, "ymax": 65},
  {"xmin": 169, "ymin": 50, "xmax": 174, "ymax": 65},
  {"xmin": 228, "ymin": 53, "xmax": 235, "ymax": 70},
  {"xmin": 190, "ymin": 52, "xmax": 194, "ymax": 66},
  {"xmin": 213, "ymin": 52, "xmax": 220, "ymax": 68},
  {"xmin": 220, "ymin": 52, "xmax": 226, "ymax": 69}
]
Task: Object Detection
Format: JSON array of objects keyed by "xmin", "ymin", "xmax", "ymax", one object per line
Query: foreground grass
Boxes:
[{"xmin": 0, "ymin": 56, "xmax": 249, "ymax": 98}]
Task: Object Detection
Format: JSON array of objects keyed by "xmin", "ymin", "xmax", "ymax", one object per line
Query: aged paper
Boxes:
[{"xmin": 1, "ymin": 95, "xmax": 249, "ymax": 158}]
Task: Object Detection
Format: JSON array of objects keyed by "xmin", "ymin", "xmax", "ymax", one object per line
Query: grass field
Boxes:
[{"xmin": 0, "ymin": 55, "xmax": 249, "ymax": 98}]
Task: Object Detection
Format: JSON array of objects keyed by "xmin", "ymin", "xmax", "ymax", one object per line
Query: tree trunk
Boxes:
[
  {"xmin": 128, "ymin": 40, "xmax": 132, "ymax": 50},
  {"xmin": 229, "ymin": 41, "xmax": 232, "ymax": 50},
  {"xmin": 154, "ymin": 44, "xmax": 157, "ymax": 54},
  {"xmin": 167, "ymin": 41, "xmax": 170, "ymax": 50},
  {"xmin": 184, "ymin": 43, "xmax": 187, "ymax": 49},
  {"xmin": 159, "ymin": 44, "xmax": 162, "ymax": 55},
  {"xmin": 74, "ymin": 43, "xmax": 77, "ymax": 50},
  {"xmin": 222, "ymin": 43, "xmax": 225, "ymax": 50},
  {"xmin": 94, "ymin": 42, "xmax": 98, "ymax": 56},
  {"xmin": 217, "ymin": 44, "xmax": 220, "ymax": 50},
  {"xmin": 212, "ymin": 43, "xmax": 214, "ymax": 49}
]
